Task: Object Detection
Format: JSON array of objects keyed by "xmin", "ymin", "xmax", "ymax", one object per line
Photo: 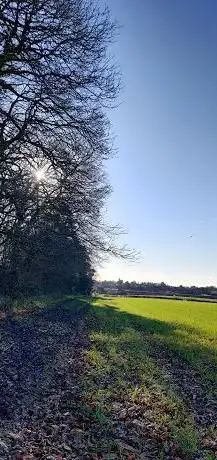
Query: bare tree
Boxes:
[
  {"xmin": 0, "ymin": 0, "xmax": 134, "ymax": 299},
  {"xmin": 0, "ymin": 0, "xmax": 118, "ymax": 160}
]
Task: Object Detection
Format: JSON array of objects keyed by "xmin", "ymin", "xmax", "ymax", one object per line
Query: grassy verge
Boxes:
[{"xmin": 0, "ymin": 294, "xmax": 89, "ymax": 319}]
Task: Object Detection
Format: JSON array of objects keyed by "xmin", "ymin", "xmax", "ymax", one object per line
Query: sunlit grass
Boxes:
[
  {"xmin": 82, "ymin": 297, "xmax": 217, "ymax": 458},
  {"xmin": 93, "ymin": 296, "xmax": 217, "ymax": 334},
  {"xmin": 93, "ymin": 297, "xmax": 217, "ymax": 383}
]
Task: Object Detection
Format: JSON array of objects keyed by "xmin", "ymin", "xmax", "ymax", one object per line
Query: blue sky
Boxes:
[{"xmin": 99, "ymin": 0, "xmax": 217, "ymax": 286}]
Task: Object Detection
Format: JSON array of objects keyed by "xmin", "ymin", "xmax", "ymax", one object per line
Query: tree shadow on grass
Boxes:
[
  {"xmin": 92, "ymin": 302, "xmax": 217, "ymax": 372},
  {"xmin": 88, "ymin": 301, "xmax": 217, "ymax": 427}
]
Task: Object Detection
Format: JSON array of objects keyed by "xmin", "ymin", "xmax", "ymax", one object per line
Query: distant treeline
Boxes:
[{"xmin": 95, "ymin": 279, "xmax": 217, "ymax": 298}]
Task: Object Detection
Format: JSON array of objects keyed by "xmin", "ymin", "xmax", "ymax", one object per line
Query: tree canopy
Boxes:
[{"xmin": 0, "ymin": 0, "xmax": 131, "ymax": 297}]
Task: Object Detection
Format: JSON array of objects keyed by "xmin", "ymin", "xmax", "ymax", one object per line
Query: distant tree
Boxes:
[
  {"xmin": 125, "ymin": 281, "xmax": 130, "ymax": 291},
  {"xmin": 117, "ymin": 278, "xmax": 125, "ymax": 294}
]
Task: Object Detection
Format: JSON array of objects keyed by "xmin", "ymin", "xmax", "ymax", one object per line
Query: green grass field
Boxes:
[
  {"xmin": 84, "ymin": 296, "xmax": 217, "ymax": 459},
  {"xmin": 93, "ymin": 296, "xmax": 217, "ymax": 382}
]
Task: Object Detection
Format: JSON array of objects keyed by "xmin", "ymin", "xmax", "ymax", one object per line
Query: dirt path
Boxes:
[{"xmin": 0, "ymin": 302, "xmax": 91, "ymax": 460}]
